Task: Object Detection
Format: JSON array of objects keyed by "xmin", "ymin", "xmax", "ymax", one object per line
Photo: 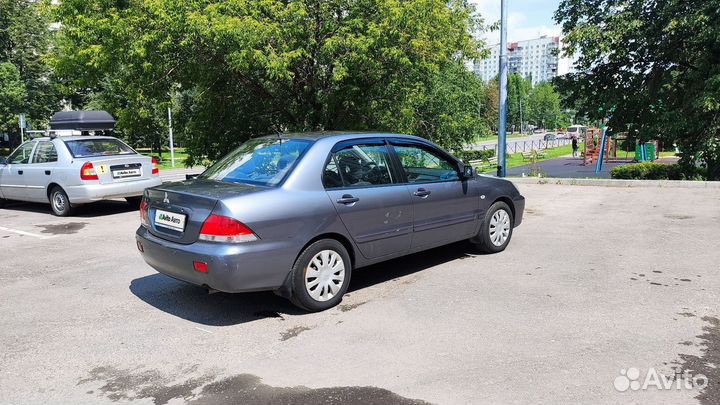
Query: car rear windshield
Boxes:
[
  {"xmin": 64, "ymin": 138, "xmax": 136, "ymax": 158},
  {"xmin": 200, "ymin": 138, "xmax": 311, "ymax": 187}
]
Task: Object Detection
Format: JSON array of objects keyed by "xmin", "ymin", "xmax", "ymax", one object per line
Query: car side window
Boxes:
[
  {"xmin": 323, "ymin": 157, "xmax": 344, "ymax": 188},
  {"xmin": 7, "ymin": 142, "xmax": 35, "ymax": 164},
  {"xmin": 323, "ymin": 143, "xmax": 394, "ymax": 188},
  {"xmin": 392, "ymin": 144, "xmax": 459, "ymax": 183},
  {"xmin": 31, "ymin": 142, "xmax": 58, "ymax": 164}
]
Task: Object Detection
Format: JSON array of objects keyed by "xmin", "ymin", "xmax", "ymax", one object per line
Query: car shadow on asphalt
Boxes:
[
  {"xmin": 129, "ymin": 240, "xmax": 479, "ymax": 326},
  {"xmin": 1, "ymin": 199, "xmax": 137, "ymax": 217}
]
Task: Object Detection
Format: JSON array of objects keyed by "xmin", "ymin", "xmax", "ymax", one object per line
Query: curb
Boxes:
[{"xmin": 507, "ymin": 177, "xmax": 720, "ymax": 189}]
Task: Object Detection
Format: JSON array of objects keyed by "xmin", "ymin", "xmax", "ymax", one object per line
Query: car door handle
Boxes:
[
  {"xmin": 17, "ymin": 170, "xmax": 23, "ymax": 175},
  {"xmin": 336, "ymin": 194, "xmax": 360, "ymax": 205},
  {"xmin": 45, "ymin": 170, "xmax": 51, "ymax": 175},
  {"xmin": 413, "ymin": 188, "xmax": 431, "ymax": 198}
]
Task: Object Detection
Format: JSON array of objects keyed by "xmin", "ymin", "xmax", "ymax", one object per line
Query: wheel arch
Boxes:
[
  {"xmin": 493, "ymin": 196, "xmax": 516, "ymax": 222},
  {"xmin": 295, "ymin": 232, "xmax": 356, "ymax": 269},
  {"xmin": 275, "ymin": 232, "xmax": 357, "ymax": 299},
  {"xmin": 46, "ymin": 183, "xmax": 64, "ymax": 202}
]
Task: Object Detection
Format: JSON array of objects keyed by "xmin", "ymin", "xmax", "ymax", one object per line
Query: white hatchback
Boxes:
[{"xmin": 0, "ymin": 136, "xmax": 162, "ymax": 216}]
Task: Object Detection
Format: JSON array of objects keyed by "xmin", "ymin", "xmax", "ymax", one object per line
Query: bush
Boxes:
[
  {"xmin": 456, "ymin": 149, "xmax": 495, "ymax": 162},
  {"xmin": 610, "ymin": 163, "xmax": 685, "ymax": 180}
]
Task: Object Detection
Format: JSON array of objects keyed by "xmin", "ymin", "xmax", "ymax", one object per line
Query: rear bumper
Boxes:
[
  {"xmin": 512, "ymin": 195, "xmax": 525, "ymax": 227},
  {"xmin": 135, "ymin": 226, "xmax": 296, "ymax": 293},
  {"xmin": 66, "ymin": 177, "xmax": 162, "ymax": 203}
]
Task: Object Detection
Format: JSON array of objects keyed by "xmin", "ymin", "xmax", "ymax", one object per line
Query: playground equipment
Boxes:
[
  {"xmin": 582, "ymin": 127, "xmax": 602, "ymax": 166},
  {"xmin": 635, "ymin": 140, "xmax": 659, "ymax": 162}
]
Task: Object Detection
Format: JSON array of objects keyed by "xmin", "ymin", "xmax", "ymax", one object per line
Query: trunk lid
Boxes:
[
  {"xmin": 89, "ymin": 154, "xmax": 153, "ymax": 184},
  {"xmin": 145, "ymin": 179, "xmax": 265, "ymax": 244}
]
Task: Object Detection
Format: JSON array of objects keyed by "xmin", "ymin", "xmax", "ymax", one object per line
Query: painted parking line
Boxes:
[{"xmin": 0, "ymin": 226, "xmax": 56, "ymax": 240}]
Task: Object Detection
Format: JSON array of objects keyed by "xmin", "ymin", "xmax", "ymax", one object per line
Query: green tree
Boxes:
[
  {"xmin": 0, "ymin": 0, "xmax": 61, "ymax": 136},
  {"xmin": 507, "ymin": 73, "xmax": 531, "ymax": 133},
  {"xmin": 0, "ymin": 62, "xmax": 26, "ymax": 131},
  {"xmin": 411, "ymin": 62, "xmax": 492, "ymax": 151},
  {"xmin": 53, "ymin": 0, "xmax": 488, "ymax": 163},
  {"xmin": 527, "ymin": 82, "xmax": 562, "ymax": 130},
  {"xmin": 555, "ymin": 0, "xmax": 720, "ymax": 179}
]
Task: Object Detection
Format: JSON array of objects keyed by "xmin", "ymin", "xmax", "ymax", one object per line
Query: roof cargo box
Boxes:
[{"xmin": 49, "ymin": 110, "xmax": 116, "ymax": 130}]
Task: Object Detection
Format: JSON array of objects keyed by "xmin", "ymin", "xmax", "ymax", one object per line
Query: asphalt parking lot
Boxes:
[{"xmin": 1, "ymin": 183, "xmax": 719, "ymax": 405}]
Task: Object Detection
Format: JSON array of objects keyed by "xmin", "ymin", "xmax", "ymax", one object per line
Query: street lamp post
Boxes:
[
  {"xmin": 497, "ymin": 0, "xmax": 508, "ymax": 177},
  {"xmin": 167, "ymin": 106, "xmax": 175, "ymax": 168}
]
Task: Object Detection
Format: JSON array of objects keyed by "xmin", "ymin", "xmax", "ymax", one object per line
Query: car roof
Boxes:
[
  {"xmin": 254, "ymin": 131, "xmax": 427, "ymax": 142},
  {"xmin": 31, "ymin": 135, "xmax": 120, "ymax": 142}
]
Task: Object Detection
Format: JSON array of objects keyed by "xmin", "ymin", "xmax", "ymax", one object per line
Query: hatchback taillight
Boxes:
[
  {"xmin": 139, "ymin": 198, "xmax": 150, "ymax": 228},
  {"xmin": 80, "ymin": 162, "xmax": 99, "ymax": 181},
  {"xmin": 151, "ymin": 157, "xmax": 159, "ymax": 175},
  {"xmin": 199, "ymin": 214, "xmax": 257, "ymax": 243}
]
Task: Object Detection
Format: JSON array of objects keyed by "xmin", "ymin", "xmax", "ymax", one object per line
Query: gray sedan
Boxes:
[
  {"xmin": 0, "ymin": 136, "xmax": 162, "ymax": 216},
  {"xmin": 135, "ymin": 132, "xmax": 525, "ymax": 311}
]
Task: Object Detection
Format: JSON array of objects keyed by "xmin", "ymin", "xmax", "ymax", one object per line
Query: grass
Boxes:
[
  {"xmin": 137, "ymin": 147, "xmax": 201, "ymax": 170},
  {"xmin": 477, "ymin": 144, "xmax": 574, "ymax": 174}
]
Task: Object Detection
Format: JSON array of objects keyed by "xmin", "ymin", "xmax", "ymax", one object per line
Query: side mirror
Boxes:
[{"xmin": 460, "ymin": 163, "xmax": 475, "ymax": 179}]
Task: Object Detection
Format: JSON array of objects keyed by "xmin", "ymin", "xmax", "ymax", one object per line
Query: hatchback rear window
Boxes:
[
  {"xmin": 200, "ymin": 138, "xmax": 311, "ymax": 187},
  {"xmin": 64, "ymin": 138, "xmax": 136, "ymax": 158}
]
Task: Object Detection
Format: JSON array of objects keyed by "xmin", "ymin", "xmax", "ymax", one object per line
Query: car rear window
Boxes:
[
  {"xmin": 64, "ymin": 138, "xmax": 136, "ymax": 158},
  {"xmin": 200, "ymin": 138, "xmax": 311, "ymax": 187}
]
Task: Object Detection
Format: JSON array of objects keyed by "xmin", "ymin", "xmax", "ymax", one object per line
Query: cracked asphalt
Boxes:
[{"xmin": 1, "ymin": 183, "xmax": 719, "ymax": 405}]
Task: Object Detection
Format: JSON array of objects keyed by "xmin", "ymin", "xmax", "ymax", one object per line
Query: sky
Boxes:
[
  {"xmin": 470, "ymin": 0, "xmax": 573, "ymax": 74},
  {"xmin": 471, "ymin": 0, "xmax": 562, "ymax": 44}
]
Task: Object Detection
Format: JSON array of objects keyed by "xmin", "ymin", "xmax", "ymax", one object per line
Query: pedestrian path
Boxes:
[{"xmin": 159, "ymin": 167, "xmax": 205, "ymax": 183}]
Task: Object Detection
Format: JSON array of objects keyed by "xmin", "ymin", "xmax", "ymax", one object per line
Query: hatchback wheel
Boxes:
[
  {"xmin": 472, "ymin": 201, "xmax": 514, "ymax": 253},
  {"xmin": 290, "ymin": 239, "xmax": 352, "ymax": 311},
  {"xmin": 49, "ymin": 186, "xmax": 73, "ymax": 217}
]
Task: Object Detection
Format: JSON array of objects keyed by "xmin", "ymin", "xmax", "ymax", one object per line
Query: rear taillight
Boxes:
[
  {"xmin": 151, "ymin": 157, "xmax": 159, "ymax": 175},
  {"xmin": 199, "ymin": 214, "xmax": 257, "ymax": 243},
  {"xmin": 80, "ymin": 162, "xmax": 99, "ymax": 180},
  {"xmin": 139, "ymin": 198, "xmax": 150, "ymax": 228}
]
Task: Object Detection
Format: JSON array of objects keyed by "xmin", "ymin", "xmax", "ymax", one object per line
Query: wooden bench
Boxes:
[
  {"xmin": 468, "ymin": 157, "xmax": 498, "ymax": 171},
  {"xmin": 521, "ymin": 151, "xmax": 546, "ymax": 161}
]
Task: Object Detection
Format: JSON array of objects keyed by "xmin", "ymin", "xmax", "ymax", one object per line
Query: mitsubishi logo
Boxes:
[{"xmin": 163, "ymin": 192, "xmax": 170, "ymax": 204}]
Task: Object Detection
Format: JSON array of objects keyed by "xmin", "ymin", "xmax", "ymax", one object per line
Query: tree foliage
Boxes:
[
  {"xmin": 507, "ymin": 73, "xmax": 531, "ymax": 132},
  {"xmin": 527, "ymin": 82, "xmax": 563, "ymax": 130},
  {"xmin": 54, "ymin": 0, "xmax": 489, "ymax": 162},
  {"xmin": 0, "ymin": 0, "xmax": 61, "ymax": 136},
  {"xmin": 555, "ymin": 0, "xmax": 720, "ymax": 179},
  {"xmin": 0, "ymin": 62, "xmax": 26, "ymax": 130}
]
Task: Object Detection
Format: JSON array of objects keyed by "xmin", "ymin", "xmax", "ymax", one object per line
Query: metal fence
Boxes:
[{"xmin": 474, "ymin": 138, "xmax": 582, "ymax": 155}]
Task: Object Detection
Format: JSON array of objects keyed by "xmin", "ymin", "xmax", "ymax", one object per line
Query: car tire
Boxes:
[
  {"xmin": 125, "ymin": 196, "xmax": 143, "ymax": 208},
  {"xmin": 0, "ymin": 198, "xmax": 6, "ymax": 208},
  {"xmin": 289, "ymin": 239, "xmax": 352, "ymax": 312},
  {"xmin": 471, "ymin": 201, "xmax": 514, "ymax": 254},
  {"xmin": 49, "ymin": 186, "xmax": 73, "ymax": 217}
]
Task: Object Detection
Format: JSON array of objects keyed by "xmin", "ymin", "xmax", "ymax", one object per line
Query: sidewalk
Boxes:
[{"xmin": 159, "ymin": 167, "xmax": 204, "ymax": 183}]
